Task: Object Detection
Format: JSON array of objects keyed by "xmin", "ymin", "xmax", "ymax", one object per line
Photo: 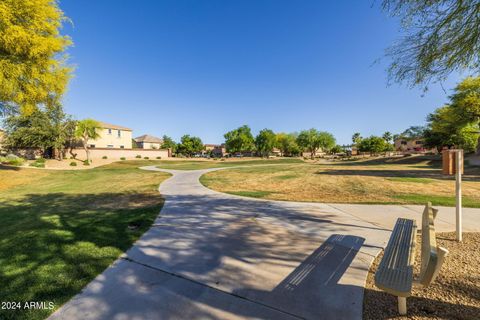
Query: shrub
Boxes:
[
  {"xmin": 29, "ymin": 160, "xmax": 45, "ymax": 168},
  {"xmin": 83, "ymin": 160, "xmax": 90, "ymax": 166},
  {"xmin": 120, "ymin": 157, "xmax": 126, "ymax": 160},
  {"xmin": 70, "ymin": 161, "xmax": 77, "ymax": 166},
  {"xmin": 220, "ymin": 158, "xmax": 226, "ymax": 161},
  {"xmin": 135, "ymin": 155, "xmax": 141, "ymax": 158},
  {"xmin": 144, "ymin": 157, "xmax": 149, "ymax": 160},
  {"xmin": 35, "ymin": 157, "xmax": 46, "ymax": 163},
  {"xmin": 102, "ymin": 156, "xmax": 108, "ymax": 159},
  {"xmin": 156, "ymin": 156, "xmax": 161, "ymax": 159},
  {"xmin": 29, "ymin": 162, "xmax": 45, "ymax": 168},
  {"xmin": 2, "ymin": 154, "xmax": 25, "ymax": 166}
]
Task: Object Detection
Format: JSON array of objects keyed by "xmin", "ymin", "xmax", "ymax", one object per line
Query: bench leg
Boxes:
[{"xmin": 398, "ymin": 297, "xmax": 407, "ymax": 315}]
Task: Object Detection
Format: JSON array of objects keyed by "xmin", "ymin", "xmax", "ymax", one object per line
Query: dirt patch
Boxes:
[{"xmin": 364, "ymin": 232, "xmax": 480, "ymax": 320}]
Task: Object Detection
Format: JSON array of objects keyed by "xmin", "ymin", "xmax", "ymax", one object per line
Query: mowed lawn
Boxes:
[
  {"xmin": 200, "ymin": 156, "xmax": 480, "ymax": 207},
  {"xmin": 0, "ymin": 161, "xmax": 170, "ymax": 320},
  {"xmin": 154, "ymin": 158, "xmax": 303, "ymax": 170}
]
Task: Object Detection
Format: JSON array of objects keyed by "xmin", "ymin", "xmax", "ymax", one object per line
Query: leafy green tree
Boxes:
[
  {"xmin": 4, "ymin": 106, "xmax": 74, "ymax": 159},
  {"xmin": 382, "ymin": 131, "xmax": 393, "ymax": 143},
  {"xmin": 424, "ymin": 103, "xmax": 479, "ymax": 153},
  {"xmin": 177, "ymin": 135, "xmax": 203, "ymax": 157},
  {"xmin": 224, "ymin": 125, "xmax": 255, "ymax": 154},
  {"xmin": 0, "ymin": 0, "xmax": 73, "ymax": 115},
  {"xmin": 317, "ymin": 131, "xmax": 336, "ymax": 152},
  {"xmin": 449, "ymin": 77, "xmax": 480, "ymax": 153},
  {"xmin": 399, "ymin": 126, "xmax": 426, "ymax": 139},
  {"xmin": 382, "ymin": 1, "xmax": 480, "ymax": 87},
  {"xmin": 4, "ymin": 110, "xmax": 56, "ymax": 154},
  {"xmin": 255, "ymin": 129, "xmax": 276, "ymax": 158},
  {"xmin": 330, "ymin": 145, "xmax": 343, "ymax": 154},
  {"xmin": 276, "ymin": 132, "xmax": 300, "ymax": 156},
  {"xmin": 358, "ymin": 136, "xmax": 391, "ymax": 154},
  {"xmin": 297, "ymin": 129, "xmax": 336, "ymax": 159},
  {"xmin": 161, "ymin": 135, "xmax": 177, "ymax": 153},
  {"xmin": 352, "ymin": 132, "xmax": 362, "ymax": 145},
  {"xmin": 75, "ymin": 119, "xmax": 101, "ymax": 163}
]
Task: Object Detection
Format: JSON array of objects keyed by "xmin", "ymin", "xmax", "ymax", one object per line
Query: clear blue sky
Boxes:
[{"xmin": 61, "ymin": 0, "xmax": 461, "ymax": 145}]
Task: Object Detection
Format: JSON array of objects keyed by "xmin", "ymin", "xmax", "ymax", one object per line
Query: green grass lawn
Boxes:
[
  {"xmin": 200, "ymin": 156, "xmax": 480, "ymax": 207},
  {"xmin": 153, "ymin": 158, "xmax": 303, "ymax": 170},
  {"xmin": 0, "ymin": 161, "xmax": 170, "ymax": 320}
]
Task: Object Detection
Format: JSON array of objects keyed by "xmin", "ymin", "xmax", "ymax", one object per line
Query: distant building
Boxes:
[
  {"xmin": 394, "ymin": 137, "xmax": 434, "ymax": 153},
  {"xmin": 204, "ymin": 144, "xmax": 227, "ymax": 157},
  {"xmin": 134, "ymin": 134, "xmax": 164, "ymax": 149},
  {"xmin": 86, "ymin": 121, "xmax": 133, "ymax": 149}
]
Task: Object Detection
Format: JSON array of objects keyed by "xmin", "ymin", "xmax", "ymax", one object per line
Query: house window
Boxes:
[
  {"xmin": 415, "ymin": 140, "xmax": 423, "ymax": 145},
  {"xmin": 117, "ymin": 130, "xmax": 121, "ymax": 138},
  {"xmin": 107, "ymin": 145, "xmax": 114, "ymax": 148},
  {"xmin": 108, "ymin": 129, "xmax": 112, "ymax": 135},
  {"xmin": 120, "ymin": 145, "xmax": 124, "ymax": 149},
  {"xmin": 89, "ymin": 144, "xmax": 96, "ymax": 148},
  {"xmin": 401, "ymin": 141, "xmax": 407, "ymax": 145}
]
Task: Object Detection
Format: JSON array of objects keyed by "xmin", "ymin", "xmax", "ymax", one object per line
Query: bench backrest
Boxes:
[{"xmin": 418, "ymin": 202, "xmax": 449, "ymax": 286}]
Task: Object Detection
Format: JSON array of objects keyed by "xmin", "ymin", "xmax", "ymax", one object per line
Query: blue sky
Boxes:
[{"xmin": 60, "ymin": 0, "xmax": 461, "ymax": 145}]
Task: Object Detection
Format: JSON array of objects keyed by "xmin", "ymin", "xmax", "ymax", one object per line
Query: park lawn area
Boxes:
[
  {"xmin": 0, "ymin": 161, "xmax": 170, "ymax": 320},
  {"xmin": 200, "ymin": 156, "xmax": 480, "ymax": 207},
  {"xmin": 154, "ymin": 158, "xmax": 303, "ymax": 170}
]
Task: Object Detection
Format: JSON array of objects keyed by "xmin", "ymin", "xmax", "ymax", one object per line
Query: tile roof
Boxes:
[
  {"xmin": 97, "ymin": 121, "xmax": 132, "ymax": 131},
  {"xmin": 134, "ymin": 134, "xmax": 164, "ymax": 143}
]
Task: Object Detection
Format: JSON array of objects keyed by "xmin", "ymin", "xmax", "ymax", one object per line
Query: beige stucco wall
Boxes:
[
  {"xmin": 70, "ymin": 148, "xmax": 170, "ymax": 160},
  {"xmin": 138, "ymin": 142, "xmax": 162, "ymax": 149},
  {"xmin": 87, "ymin": 128, "xmax": 132, "ymax": 149}
]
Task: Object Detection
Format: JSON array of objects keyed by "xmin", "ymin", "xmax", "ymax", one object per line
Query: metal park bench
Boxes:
[{"xmin": 374, "ymin": 202, "xmax": 449, "ymax": 315}]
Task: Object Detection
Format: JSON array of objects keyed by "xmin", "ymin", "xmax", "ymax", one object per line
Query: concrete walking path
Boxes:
[{"xmin": 49, "ymin": 166, "xmax": 480, "ymax": 320}]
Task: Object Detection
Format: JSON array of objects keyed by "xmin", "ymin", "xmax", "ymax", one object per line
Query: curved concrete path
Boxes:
[{"xmin": 50, "ymin": 166, "xmax": 480, "ymax": 320}]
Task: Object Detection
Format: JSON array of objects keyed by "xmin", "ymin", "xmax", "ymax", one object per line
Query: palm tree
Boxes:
[
  {"xmin": 382, "ymin": 131, "xmax": 393, "ymax": 143},
  {"xmin": 352, "ymin": 132, "xmax": 362, "ymax": 145},
  {"xmin": 75, "ymin": 119, "xmax": 101, "ymax": 164}
]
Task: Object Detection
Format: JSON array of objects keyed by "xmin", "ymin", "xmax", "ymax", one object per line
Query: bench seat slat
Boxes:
[{"xmin": 375, "ymin": 218, "xmax": 417, "ymax": 297}]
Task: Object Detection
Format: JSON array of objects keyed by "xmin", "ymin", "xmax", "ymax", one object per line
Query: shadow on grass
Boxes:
[
  {"xmin": 0, "ymin": 164, "xmax": 21, "ymax": 171},
  {"xmin": 0, "ymin": 192, "xmax": 163, "ymax": 320},
  {"xmin": 325, "ymin": 155, "xmax": 443, "ymax": 167}
]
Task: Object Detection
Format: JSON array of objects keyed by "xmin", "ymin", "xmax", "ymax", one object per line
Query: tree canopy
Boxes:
[
  {"xmin": 0, "ymin": 0, "xmax": 73, "ymax": 115},
  {"xmin": 4, "ymin": 105, "xmax": 74, "ymax": 158},
  {"xmin": 423, "ymin": 76, "xmax": 480, "ymax": 153},
  {"xmin": 161, "ymin": 135, "xmax": 177, "ymax": 153},
  {"xmin": 177, "ymin": 135, "xmax": 203, "ymax": 157},
  {"xmin": 275, "ymin": 132, "xmax": 300, "ymax": 156},
  {"xmin": 224, "ymin": 125, "xmax": 255, "ymax": 154},
  {"xmin": 296, "ymin": 129, "xmax": 336, "ymax": 158},
  {"xmin": 255, "ymin": 129, "xmax": 276, "ymax": 157},
  {"xmin": 357, "ymin": 136, "xmax": 393, "ymax": 154},
  {"xmin": 382, "ymin": 0, "xmax": 480, "ymax": 88}
]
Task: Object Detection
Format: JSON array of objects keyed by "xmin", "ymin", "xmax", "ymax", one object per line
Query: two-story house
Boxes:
[
  {"xmin": 134, "ymin": 134, "xmax": 163, "ymax": 149},
  {"xmin": 87, "ymin": 121, "xmax": 133, "ymax": 149}
]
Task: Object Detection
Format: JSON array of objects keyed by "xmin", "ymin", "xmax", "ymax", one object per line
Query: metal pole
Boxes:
[{"xmin": 456, "ymin": 150, "xmax": 462, "ymax": 242}]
